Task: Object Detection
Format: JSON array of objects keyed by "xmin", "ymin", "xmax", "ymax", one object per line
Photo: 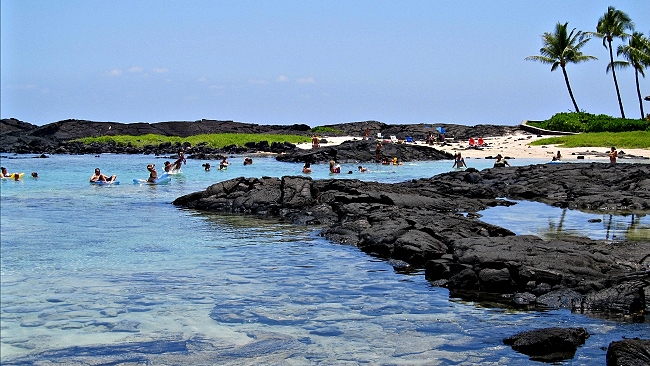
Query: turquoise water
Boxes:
[{"xmin": 1, "ymin": 154, "xmax": 648, "ymax": 365}]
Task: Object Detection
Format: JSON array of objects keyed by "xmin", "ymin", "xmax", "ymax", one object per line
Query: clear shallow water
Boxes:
[{"xmin": 1, "ymin": 154, "xmax": 648, "ymax": 365}]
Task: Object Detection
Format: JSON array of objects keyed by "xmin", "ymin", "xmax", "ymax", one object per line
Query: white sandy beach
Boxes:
[{"xmin": 297, "ymin": 133, "xmax": 650, "ymax": 162}]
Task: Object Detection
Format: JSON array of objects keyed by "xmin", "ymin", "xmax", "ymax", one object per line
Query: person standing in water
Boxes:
[
  {"xmin": 609, "ymin": 147, "xmax": 617, "ymax": 164},
  {"xmin": 452, "ymin": 153, "xmax": 467, "ymax": 169},
  {"xmin": 146, "ymin": 164, "xmax": 158, "ymax": 183}
]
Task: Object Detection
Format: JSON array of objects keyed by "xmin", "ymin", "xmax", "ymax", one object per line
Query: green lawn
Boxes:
[
  {"xmin": 530, "ymin": 131, "xmax": 650, "ymax": 149},
  {"xmin": 74, "ymin": 133, "xmax": 312, "ymax": 149}
]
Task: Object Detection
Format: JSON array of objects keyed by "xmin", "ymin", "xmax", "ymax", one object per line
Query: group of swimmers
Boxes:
[
  {"xmin": 302, "ymin": 160, "xmax": 373, "ymax": 175},
  {"xmin": 0, "ymin": 167, "xmax": 38, "ymax": 180}
]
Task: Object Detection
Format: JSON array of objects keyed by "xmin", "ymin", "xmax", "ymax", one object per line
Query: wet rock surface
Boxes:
[
  {"xmin": 173, "ymin": 163, "xmax": 650, "ymax": 318},
  {"xmin": 503, "ymin": 327, "xmax": 589, "ymax": 362},
  {"xmin": 606, "ymin": 338, "xmax": 650, "ymax": 366}
]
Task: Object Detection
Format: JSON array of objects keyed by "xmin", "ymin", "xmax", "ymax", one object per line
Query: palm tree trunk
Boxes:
[
  {"xmin": 561, "ymin": 65, "xmax": 580, "ymax": 112},
  {"xmin": 608, "ymin": 38, "xmax": 626, "ymax": 118},
  {"xmin": 635, "ymin": 68, "xmax": 645, "ymax": 119}
]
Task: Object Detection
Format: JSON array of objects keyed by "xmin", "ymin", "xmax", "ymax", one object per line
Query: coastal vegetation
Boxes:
[
  {"xmin": 594, "ymin": 6, "xmax": 635, "ymax": 118},
  {"xmin": 530, "ymin": 131, "xmax": 650, "ymax": 149},
  {"xmin": 527, "ymin": 6, "xmax": 650, "ymax": 119},
  {"xmin": 528, "ymin": 111, "xmax": 650, "ymax": 133},
  {"xmin": 525, "ymin": 22, "xmax": 596, "ymax": 112},
  {"xmin": 311, "ymin": 126, "xmax": 342, "ymax": 134},
  {"xmin": 74, "ymin": 133, "xmax": 311, "ymax": 149}
]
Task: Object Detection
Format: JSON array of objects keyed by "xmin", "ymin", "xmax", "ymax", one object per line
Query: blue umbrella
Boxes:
[{"xmin": 436, "ymin": 126, "xmax": 446, "ymax": 134}]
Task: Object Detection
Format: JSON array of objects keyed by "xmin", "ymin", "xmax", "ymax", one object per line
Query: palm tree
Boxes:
[
  {"xmin": 525, "ymin": 22, "xmax": 597, "ymax": 112},
  {"xmin": 595, "ymin": 6, "xmax": 634, "ymax": 118},
  {"xmin": 614, "ymin": 32, "xmax": 650, "ymax": 118}
]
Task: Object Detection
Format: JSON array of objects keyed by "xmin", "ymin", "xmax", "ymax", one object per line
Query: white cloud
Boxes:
[
  {"xmin": 153, "ymin": 67, "xmax": 169, "ymax": 74},
  {"xmin": 128, "ymin": 66, "xmax": 144, "ymax": 73},
  {"xmin": 297, "ymin": 76, "xmax": 315, "ymax": 84},
  {"xmin": 276, "ymin": 75, "xmax": 289, "ymax": 82},
  {"xmin": 107, "ymin": 68, "xmax": 122, "ymax": 76}
]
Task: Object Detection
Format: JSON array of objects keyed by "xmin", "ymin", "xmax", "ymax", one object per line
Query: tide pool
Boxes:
[{"xmin": 1, "ymin": 153, "xmax": 648, "ymax": 365}]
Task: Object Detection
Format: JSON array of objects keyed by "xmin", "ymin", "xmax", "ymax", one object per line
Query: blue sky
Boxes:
[{"xmin": 2, "ymin": 0, "xmax": 649, "ymax": 127}]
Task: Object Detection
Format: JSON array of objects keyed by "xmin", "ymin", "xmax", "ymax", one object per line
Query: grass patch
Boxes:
[
  {"xmin": 74, "ymin": 133, "xmax": 311, "ymax": 149},
  {"xmin": 311, "ymin": 126, "xmax": 341, "ymax": 134},
  {"xmin": 530, "ymin": 131, "xmax": 650, "ymax": 149}
]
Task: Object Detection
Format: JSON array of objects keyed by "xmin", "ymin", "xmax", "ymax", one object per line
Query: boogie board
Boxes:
[
  {"xmin": 133, "ymin": 173, "xmax": 171, "ymax": 185},
  {"xmin": 90, "ymin": 180, "xmax": 120, "ymax": 185},
  {"xmin": 5, "ymin": 173, "xmax": 25, "ymax": 180}
]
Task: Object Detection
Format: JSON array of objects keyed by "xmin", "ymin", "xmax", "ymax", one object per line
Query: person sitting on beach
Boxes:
[
  {"xmin": 478, "ymin": 137, "xmax": 485, "ymax": 147},
  {"xmin": 146, "ymin": 164, "xmax": 158, "ymax": 183},
  {"xmin": 219, "ymin": 156, "xmax": 229, "ymax": 170},
  {"xmin": 243, "ymin": 157, "xmax": 253, "ymax": 165},
  {"xmin": 90, "ymin": 167, "xmax": 116, "ymax": 183},
  {"xmin": 609, "ymin": 147, "xmax": 617, "ymax": 164},
  {"xmin": 312, "ymin": 135, "xmax": 320, "ymax": 149},
  {"xmin": 202, "ymin": 163, "xmax": 211, "ymax": 171},
  {"xmin": 469, "ymin": 137, "xmax": 476, "ymax": 147},
  {"xmin": 358, "ymin": 165, "xmax": 369, "ymax": 172},
  {"xmin": 302, "ymin": 162, "xmax": 312, "ymax": 174},
  {"xmin": 329, "ymin": 160, "xmax": 340, "ymax": 173},
  {"xmin": 493, "ymin": 154, "xmax": 511, "ymax": 168},
  {"xmin": 452, "ymin": 153, "xmax": 467, "ymax": 169}
]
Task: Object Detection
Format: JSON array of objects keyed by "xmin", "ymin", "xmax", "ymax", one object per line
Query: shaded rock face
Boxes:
[
  {"xmin": 606, "ymin": 338, "xmax": 650, "ymax": 366},
  {"xmin": 173, "ymin": 163, "xmax": 650, "ymax": 318},
  {"xmin": 503, "ymin": 327, "xmax": 589, "ymax": 362},
  {"xmin": 276, "ymin": 139, "xmax": 454, "ymax": 163}
]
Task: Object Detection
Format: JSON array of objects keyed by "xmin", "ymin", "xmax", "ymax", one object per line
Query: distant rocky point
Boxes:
[{"xmin": 0, "ymin": 118, "xmax": 524, "ymax": 155}]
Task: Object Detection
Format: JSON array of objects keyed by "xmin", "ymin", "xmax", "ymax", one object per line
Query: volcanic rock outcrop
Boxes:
[{"xmin": 173, "ymin": 163, "xmax": 650, "ymax": 318}]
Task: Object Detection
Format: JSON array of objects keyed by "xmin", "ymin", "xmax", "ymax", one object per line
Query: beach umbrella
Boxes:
[{"xmin": 436, "ymin": 126, "xmax": 446, "ymax": 134}]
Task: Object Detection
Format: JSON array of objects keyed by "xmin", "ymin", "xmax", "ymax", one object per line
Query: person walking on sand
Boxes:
[
  {"xmin": 89, "ymin": 168, "xmax": 116, "ymax": 183},
  {"xmin": 609, "ymin": 147, "xmax": 617, "ymax": 164},
  {"xmin": 312, "ymin": 135, "xmax": 320, "ymax": 149},
  {"xmin": 493, "ymin": 154, "xmax": 511, "ymax": 168}
]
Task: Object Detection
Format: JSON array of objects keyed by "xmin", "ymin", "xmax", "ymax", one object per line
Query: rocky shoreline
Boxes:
[
  {"xmin": 173, "ymin": 163, "xmax": 650, "ymax": 320},
  {"xmin": 1, "ymin": 118, "xmax": 524, "ymax": 156}
]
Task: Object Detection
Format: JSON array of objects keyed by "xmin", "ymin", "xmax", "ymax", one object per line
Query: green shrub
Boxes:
[
  {"xmin": 311, "ymin": 126, "xmax": 341, "ymax": 134},
  {"xmin": 530, "ymin": 112, "xmax": 649, "ymax": 133}
]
